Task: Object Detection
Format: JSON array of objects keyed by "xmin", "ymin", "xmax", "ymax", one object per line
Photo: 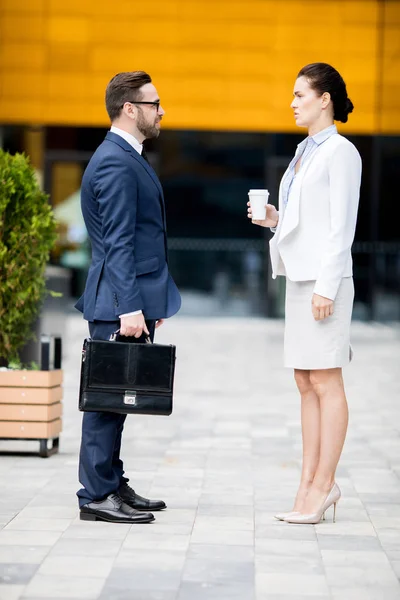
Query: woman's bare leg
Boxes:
[
  {"xmin": 300, "ymin": 367, "xmax": 348, "ymax": 513},
  {"xmin": 292, "ymin": 369, "xmax": 321, "ymax": 511}
]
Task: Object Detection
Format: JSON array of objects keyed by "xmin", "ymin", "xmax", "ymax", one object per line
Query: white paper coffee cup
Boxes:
[{"xmin": 248, "ymin": 189, "xmax": 269, "ymax": 220}]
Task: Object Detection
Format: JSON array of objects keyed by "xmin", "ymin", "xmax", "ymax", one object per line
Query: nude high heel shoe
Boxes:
[
  {"xmin": 274, "ymin": 511, "xmax": 301, "ymax": 521},
  {"xmin": 284, "ymin": 483, "xmax": 341, "ymax": 525}
]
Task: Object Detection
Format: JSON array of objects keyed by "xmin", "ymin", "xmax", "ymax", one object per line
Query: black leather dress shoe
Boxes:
[
  {"xmin": 118, "ymin": 483, "xmax": 166, "ymax": 511},
  {"xmin": 80, "ymin": 493, "xmax": 155, "ymax": 523}
]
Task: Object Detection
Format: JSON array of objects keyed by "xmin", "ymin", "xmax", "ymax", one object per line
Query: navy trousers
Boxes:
[{"xmin": 77, "ymin": 319, "xmax": 156, "ymax": 507}]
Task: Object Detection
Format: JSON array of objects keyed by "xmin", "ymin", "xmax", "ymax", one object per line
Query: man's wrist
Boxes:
[{"xmin": 119, "ymin": 310, "xmax": 143, "ymax": 317}]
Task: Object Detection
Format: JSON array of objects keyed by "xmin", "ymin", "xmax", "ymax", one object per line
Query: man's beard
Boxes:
[{"xmin": 137, "ymin": 109, "xmax": 160, "ymax": 140}]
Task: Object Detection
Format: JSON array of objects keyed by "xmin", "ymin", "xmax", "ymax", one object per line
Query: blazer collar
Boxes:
[{"xmin": 105, "ymin": 131, "xmax": 164, "ymax": 200}]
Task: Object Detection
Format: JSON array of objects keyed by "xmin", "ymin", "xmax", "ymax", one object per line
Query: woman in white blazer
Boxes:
[{"xmin": 248, "ymin": 63, "xmax": 362, "ymax": 524}]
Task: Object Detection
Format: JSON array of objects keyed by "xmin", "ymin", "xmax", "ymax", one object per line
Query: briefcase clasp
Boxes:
[{"xmin": 124, "ymin": 392, "xmax": 137, "ymax": 405}]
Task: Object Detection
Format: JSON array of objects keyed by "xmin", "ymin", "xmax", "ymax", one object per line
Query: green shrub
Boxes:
[{"xmin": 0, "ymin": 149, "xmax": 57, "ymax": 365}]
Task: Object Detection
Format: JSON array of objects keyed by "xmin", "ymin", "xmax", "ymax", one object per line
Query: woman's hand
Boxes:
[
  {"xmin": 247, "ymin": 202, "xmax": 279, "ymax": 228},
  {"xmin": 312, "ymin": 294, "xmax": 334, "ymax": 321}
]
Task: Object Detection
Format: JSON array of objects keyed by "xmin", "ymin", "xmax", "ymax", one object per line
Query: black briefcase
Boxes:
[{"xmin": 78, "ymin": 333, "xmax": 176, "ymax": 416}]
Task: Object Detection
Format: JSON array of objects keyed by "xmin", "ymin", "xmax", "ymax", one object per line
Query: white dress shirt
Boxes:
[{"xmin": 110, "ymin": 126, "xmax": 144, "ymax": 319}]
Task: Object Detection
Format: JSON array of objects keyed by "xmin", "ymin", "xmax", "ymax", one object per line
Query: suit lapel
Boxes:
[
  {"xmin": 105, "ymin": 131, "xmax": 166, "ymax": 226},
  {"xmin": 278, "ymin": 145, "xmax": 319, "ymax": 243}
]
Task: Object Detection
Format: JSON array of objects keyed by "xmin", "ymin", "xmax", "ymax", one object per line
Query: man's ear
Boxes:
[{"xmin": 122, "ymin": 102, "xmax": 136, "ymax": 120}]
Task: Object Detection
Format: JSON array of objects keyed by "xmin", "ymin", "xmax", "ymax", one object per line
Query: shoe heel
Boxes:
[
  {"xmin": 333, "ymin": 502, "xmax": 337, "ymax": 523},
  {"xmin": 80, "ymin": 512, "xmax": 97, "ymax": 521}
]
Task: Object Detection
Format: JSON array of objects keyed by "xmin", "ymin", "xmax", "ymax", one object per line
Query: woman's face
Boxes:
[{"xmin": 290, "ymin": 76, "xmax": 326, "ymax": 128}]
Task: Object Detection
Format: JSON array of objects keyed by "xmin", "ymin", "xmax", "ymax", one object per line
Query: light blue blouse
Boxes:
[{"xmin": 283, "ymin": 124, "xmax": 337, "ymax": 207}]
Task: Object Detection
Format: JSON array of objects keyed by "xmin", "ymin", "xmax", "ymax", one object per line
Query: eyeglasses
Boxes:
[{"xmin": 126, "ymin": 100, "xmax": 161, "ymax": 110}]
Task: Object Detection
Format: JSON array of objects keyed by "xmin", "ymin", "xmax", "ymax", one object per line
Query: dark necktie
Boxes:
[{"xmin": 141, "ymin": 146, "xmax": 149, "ymax": 163}]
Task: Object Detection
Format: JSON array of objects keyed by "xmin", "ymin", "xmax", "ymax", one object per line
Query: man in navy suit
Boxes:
[{"xmin": 75, "ymin": 71, "xmax": 181, "ymax": 523}]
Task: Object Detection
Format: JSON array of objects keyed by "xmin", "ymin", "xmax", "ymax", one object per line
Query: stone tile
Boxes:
[
  {"xmin": 105, "ymin": 567, "xmax": 182, "ymax": 591},
  {"xmin": 16, "ymin": 507, "xmax": 77, "ymax": 520},
  {"xmin": 321, "ymin": 549, "xmax": 392, "ymax": 567},
  {"xmin": 0, "ymin": 546, "xmax": 51, "ymax": 564},
  {"xmin": 256, "ymin": 539, "xmax": 321, "ymax": 558},
  {"xmin": 0, "ymin": 563, "xmax": 38, "ymax": 584},
  {"xmin": 182, "ymin": 558, "xmax": 254, "ymax": 584},
  {"xmin": 390, "ymin": 560, "xmax": 400, "ymax": 579},
  {"xmin": 49, "ymin": 538, "xmax": 123, "ymax": 557},
  {"xmin": 315, "ymin": 521, "xmax": 377, "ymax": 537},
  {"xmin": 187, "ymin": 544, "xmax": 254, "ymax": 563},
  {"xmin": 0, "ymin": 531, "xmax": 62, "ymax": 547},
  {"xmin": 193, "ymin": 515, "xmax": 254, "ymax": 531},
  {"xmin": 61, "ymin": 523, "xmax": 131, "ymax": 540},
  {"xmin": 256, "ymin": 555, "xmax": 325, "ymax": 575},
  {"xmin": 197, "ymin": 505, "xmax": 254, "ymax": 518},
  {"xmin": 38, "ymin": 555, "xmax": 114, "ymax": 578},
  {"xmin": 257, "ymin": 596, "xmax": 330, "ymax": 600},
  {"xmin": 114, "ymin": 548, "xmax": 187, "ymax": 570},
  {"xmin": 330, "ymin": 586, "xmax": 400, "ymax": 599},
  {"xmin": 24, "ymin": 495, "xmax": 76, "ymax": 508},
  {"xmin": 325, "ymin": 565, "xmax": 399, "ymax": 587},
  {"xmin": 0, "ymin": 585, "xmax": 25, "ymax": 600},
  {"xmin": 22, "ymin": 574, "xmax": 106, "ymax": 598},
  {"xmin": 256, "ymin": 573, "xmax": 330, "ymax": 596},
  {"xmin": 122, "ymin": 532, "xmax": 190, "ymax": 551},
  {"xmin": 190, "ymin": 528, "xmax": 253, "ymax": 546},
  {"xmin": 198, "ymin": 493, "xmax": 254, "ymax": 507},
  {"xmin": 178, "ymin": 581, "xmax": 255, "ymax": 599},
  {"xmin": 98, "ymin": 592, "xmax": 176, "ymax": 600},
  {"xmin": 4, "ymin": 518, "xmax": 72, "ymax": 532},
  {"xmin": 316, "ymin": 534, "xmax": 383, "ymax": 552},
  {"xmin": 255, "ymin": 523, "xmax": 317, "ymax": 541}
]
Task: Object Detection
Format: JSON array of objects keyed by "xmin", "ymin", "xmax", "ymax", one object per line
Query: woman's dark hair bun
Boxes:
[
  {"xmin": 298, "ymin": 63, "xmax": 354, "ymax": 124},
  {"xmin": 334, "ymin": 96, "xmax": 354, "ymax": 123}
]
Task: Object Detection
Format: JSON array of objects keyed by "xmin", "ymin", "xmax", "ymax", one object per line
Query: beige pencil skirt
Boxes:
[{"xmin": 284, "ymin": 277, "xmax": 354, "ymax": 370}]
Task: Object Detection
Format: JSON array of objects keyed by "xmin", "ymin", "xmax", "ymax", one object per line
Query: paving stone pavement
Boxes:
[{"xmin": 0, "ymin": 314, "xmax": 399, "ymax": 600}]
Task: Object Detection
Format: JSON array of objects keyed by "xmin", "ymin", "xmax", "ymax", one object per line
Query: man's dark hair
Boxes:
[
  {"xmin": 105, "ymin": 71, "xmax": 152, "ymax": 122},
  {"xmin": 298, "ymin": 63, "xmax": 354, "ymax": 123}
]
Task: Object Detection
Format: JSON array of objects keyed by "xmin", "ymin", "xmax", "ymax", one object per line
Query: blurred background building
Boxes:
[{"xmin": 1, "ymin": 0, "xmax": 399, "ymax": 321}]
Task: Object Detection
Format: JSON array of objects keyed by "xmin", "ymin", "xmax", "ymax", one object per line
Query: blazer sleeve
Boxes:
[
  {"xmin": 313, "ymin": 142, "xmax": 362, "ymax": 300},
  {"xmin": 92, "ymin": 154, "xmax": 144, "ymax": 316}
]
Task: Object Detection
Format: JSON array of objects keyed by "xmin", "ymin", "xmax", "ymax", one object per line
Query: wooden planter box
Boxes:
[{"xmin": 0, "ymin": 369, "xmax": 63, "ymax": 457}]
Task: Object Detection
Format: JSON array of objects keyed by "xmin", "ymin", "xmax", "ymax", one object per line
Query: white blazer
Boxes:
[{"xmin": 269, "ymin": 133, "xmax": 362, "ymax": 301}]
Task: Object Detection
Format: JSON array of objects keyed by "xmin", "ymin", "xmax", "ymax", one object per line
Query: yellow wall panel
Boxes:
[
  {"xmin": 0, "ymin": 100, "xmax": 44, "ymax": 123},
  {"xmin": 1, "ymin": 72, "xmax": 46, "ymax": 100},
  {"xmin": 47, "ymin": 17, "xmax": 89, "ymax": 44},
  {"xmin": 48, "ymin": 44, "xmax": 89, "ymax": 71},
  {"xmin": 89, "ymin": 19, "xmax": 180, "ymax": 46},
  {"xmin": 0, "ymin": 15, "xmax": 45, "ymax": 42},
  {"xmin": 0, "ymin": 0, "xmax": 398, "ymax": 133},
  {"xmin": 89, "ymin": 47, "xmax": 172, "ymax": 77},
  {"xmin": 47, "ymin": 73, "xmax": 91, "ymax": 101},
  {"xmin": 0, "ymin": 0, "xmax": 45, "ymax": 12},
  {"xmin": 0, "ymin": 43, "xmax": 46, "ymax": 70},
  {"xmin": 90, "ymin": 0, "xmax": 180, "ymax": 19},
  {"xmin": 341, "ymin": 0, "xmax": 379, "ymax": 23},
  {"xmin": 48, "ymin": 0, "xmax": 94, "ymax": 16},
  {"xmin": 384, "ymin": 2, "xmax": 400, "ymax": 24}
]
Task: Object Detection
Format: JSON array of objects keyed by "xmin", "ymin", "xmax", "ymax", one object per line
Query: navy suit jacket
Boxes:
[{"xmin": 75, "ymin": 132, "xmax": 181, "ymax": 321}]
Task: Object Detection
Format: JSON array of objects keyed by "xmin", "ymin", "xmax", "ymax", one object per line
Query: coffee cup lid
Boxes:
[{"xmin": 248, "ymin": 189, "xmax": 269, "ymax": 195}]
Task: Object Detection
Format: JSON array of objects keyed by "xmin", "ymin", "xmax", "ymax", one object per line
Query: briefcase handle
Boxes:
[{"xmin": 109, "ymin": 329, "xmax": 152, "ymax": 344}]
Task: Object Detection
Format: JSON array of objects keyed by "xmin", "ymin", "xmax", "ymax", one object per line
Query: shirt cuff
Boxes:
[{"xmin": 119, "ymin": 310, "xmax": 143, "ymax": 317}]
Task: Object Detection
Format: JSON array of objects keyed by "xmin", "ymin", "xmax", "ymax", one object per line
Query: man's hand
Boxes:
[
  {"xmin": 247, "ymin": 202, "xmax": 279, "ymax": 228},
  {"xmin": 312, "ymin": 294, "xmax": 334, "ymax": 321},
  {"xmin": 155, "ymin": 319, "xmax": 164, "ymax": 329},
  {"xmin": 120, "ymin": 313, "xmax": 149, "ymax": 338}
]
